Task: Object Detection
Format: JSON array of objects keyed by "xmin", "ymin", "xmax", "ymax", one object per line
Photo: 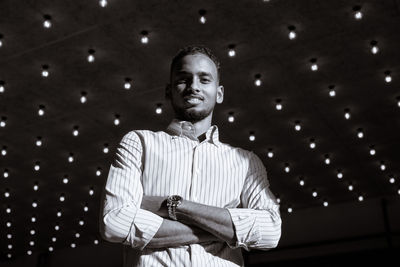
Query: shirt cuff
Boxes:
[
  {"xmin": 227, "ymin": 208, "xmax": 261, "ymax": 251},
  {"xmin": 125, "ymin": 208, "xmax": 163, "ymax": 250}
]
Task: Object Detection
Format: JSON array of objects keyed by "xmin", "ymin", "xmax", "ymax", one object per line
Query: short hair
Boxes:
[{"xmin": 170, "ymin": 45, "xmax": 221, "ymax": 82}]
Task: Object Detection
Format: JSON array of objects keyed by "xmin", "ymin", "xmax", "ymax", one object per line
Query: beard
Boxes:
[{"xmin": 171, "ymin": 101, "xmax": 213, "ymax": 123}]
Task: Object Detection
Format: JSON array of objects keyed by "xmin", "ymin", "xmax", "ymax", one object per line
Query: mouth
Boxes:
[{"xmin": 183, "ymin": 95, "xmax": 203, "ymax": 105}]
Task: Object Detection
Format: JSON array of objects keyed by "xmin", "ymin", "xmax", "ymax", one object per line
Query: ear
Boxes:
[
  {"xmin": 165, "ymin": 84, "xmax": 171, "ymax": 100},
  {"xmin": 216, "ymin": 85, "xmax": 224, "ymax": 104}
]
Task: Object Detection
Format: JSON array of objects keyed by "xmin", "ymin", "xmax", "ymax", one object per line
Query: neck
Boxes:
[{"xmin": 177, "ymin": 113, "xmax": 213, "ymax": 138}]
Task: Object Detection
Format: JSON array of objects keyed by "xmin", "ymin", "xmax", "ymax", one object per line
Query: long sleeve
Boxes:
[
  {"xmin": 227, "ymin": 152, "xmax": 282, "ymax": 251},
  {"xmin": 99, "ymin": 131, "xmax": 163, "ymax": 250}
]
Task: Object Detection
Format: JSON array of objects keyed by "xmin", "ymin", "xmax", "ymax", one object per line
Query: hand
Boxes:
[{"xmin": 141, "ymin": 196, "xmax": 168, "ymax": 218}]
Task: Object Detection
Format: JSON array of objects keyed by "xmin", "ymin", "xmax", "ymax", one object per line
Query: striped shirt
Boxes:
[{"xmin": 100, "ymin": 119, "xmax": 282, "ymax": 267}]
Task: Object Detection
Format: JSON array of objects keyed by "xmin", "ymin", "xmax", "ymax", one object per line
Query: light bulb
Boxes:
[
  {"xmin": 36, "ymin": 137, "xmax": 42, "ymax": 147},
  {"xmin": 94, "ymin": 239, "xmax": 99, "ymax": 245},
  {"xmin": 89, "ymin": 188, "xmax": 94, "ymax": 195},
  {"xmin": 68, "ymin": 154, "xmax": 74, "ymax": 162},
  {"xmin": 299, "ymin": 179, "xmax": 305, "ymax": 186},
  {"xmin": 228, "ymin": 113, "xmax": 235, "ymax": 123},
  {"xmin": 52, "ymin": 237, "xmax": 57, "ymax": 242},
  {"xmin": 344, "ymin": 109, "xmax": 351, "ymax": 119},
  {"xmin": 79, "ymin": 220, "xmax": 85, "ymax": 226},
  {"xmin": 294, "ymin": 121, "xmax": 301, "ymax": 131},
  {"xmin": 41, "ymin": 65, "xmax": 49, "ymax": 77},
  {"xmin": 49, "ymin": 247, "xmax": 53, "ymax": 252},
  {"xmin": 267, "ymin": 150, "xmax": 274, "ymax": 158},
  {"xmin": 323, "ymin": 201, "xmax": 328, "ymax": 207},
  {"xmin": 43, "ymin": 15, "xmax": 52, "ymax": 28},
  {"xmin": 288, "ymin": 25, "xmax": 296, "ymax": 40},
  {"xmin": 155, "ymin": 105, "xmax": 162, "ymax": 114},
  {"xmin": 84, "ymin": 205, "xmax": 89, "ymax": 212},
  {"xmin": 4, "ymin": 169, "xmax": 9, "ymax": 178},
  {"xmin": 348, "ymin": 184, "xmax": 353, "ymax": 191},
  {"xmin": 103, "ymin": 144, "xmax": 109, "ymax": 153},
  {"xmin": 199, "ymin": 16, "xmax": 206, "ymax": 24},
  {"xmin": 63, "ymin": 177, "xmax": 69, "ymax": 184},
  {"xmin": 358, "ymin": 195, "xmax": 364, "ymax": 201},
  {"xmin": 55, "ymin": 225, "xmax": 60, "ymax": 231},
  {"xmin": 71, "ymin": 243, "xmax": 76, "ymax": 248},
  {"xmin": 249, "ymin": 133, "xmax": 255, "ymax": 141},
  {"xmin": 96, "ymin": 168, "xmax": 102, "ymax": 176},
  {"xmin": 75, "ymin": 233, "xmax": 80, "ymax": 238},
  {"xmin": 27, "ymin": 250, "xmax": 32, "ymax": 255},
  {"xmin": 312, "ymin": 191, "xmax": 318, "ymax": 197},
  {"xmin": 99, "ymin": 0, "xmax": 107, "ymax": 7},
  {"xmin": 38, "ymin": 105, "xmax": 45, "ymax": 116},
  {"xmin": 275, "ymin": 99, "xmax": 282, "ymax": 110},
  {"xmin": 0, "ymin": 81, "xmax": 4, "ymax": 93},
  {"xmin": 284, "ymin": 164, "xmax": 290, "ymax": 173},
  {"xmin": 276, "ymin": 197, "xmax": 280, "ymax": 203},
  {"xmin": 140, "ymin": 31, "xmax": 149, "ymax": 44},
  {"xmin": 59, "ymin": 194, "xmax": 65, "ymax": 202},
  {"xmin": 380, "ymin": 162, "xmax": 386, "ymax": 171},
  {"xmin": 1, "ymin": 147, "xmax": 6, "ymax": 156},
  {"xmin": 32, "ymin": 201, "xmax": 38, "ymax": 208},
  {"xmin": 385, "ymin": 75, "xmax": 392, "ymax": 83},
  {"xmin": 357, "ymin": 129, "xmax": 364, "ymax": 138},
  {"xmin": 29, "ymin": 241, "xmax": 35, "ymax": 246},
  {"xmin": 73, "ymin": 126, "xmax": 79, "ymax": 136},
  {"xmin": 124, "ymin": 78, "xmax": 132, "ymax": 89},
  {"xmin": 31, "ymin": 216, "xmax": 36, "ymax": 223},
  {"xmin": 288, "ymin": 207, "xmax": 293, "ymax": 213},
  {"xmin": 324, "ymin": 155, "xmax": 330, "ymax": 165},
  {"xmin": 33, "ymin": 183, "xmax": 39, "ymax": 191},
  {"xmin": 310, "ymin": 59, "xmax": 318, "ymax": 71},
  {"xmin": 30, "ymin": 229, "xmax": 35, "ymax": 235},
  {"xmin": 0, "ymin": 117, "xmax": 6, "ymax": 128},
  {"xmin": 34, "ymin": 162, "xmax": 40, "ymax": 171},
  {"xmin": 389, "ymin": 176, "xmax": 395, "ymax": 184},
  {"xmin": 309, "ymin": 139, "xmax": 316, "ymax": 149},
  {"xmin": 114, "ymin": 115, "xmax": 120, "ymax": 125},
  {"xmin": 57, "ymin": 211, "xmax": 62, "ymax": 217},
  {"xmin": 337, "ymin": 171, "xmax": 343, "ymax": 179}
]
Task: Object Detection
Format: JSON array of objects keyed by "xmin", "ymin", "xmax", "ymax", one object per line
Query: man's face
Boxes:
[{"xmin": 167, "ymin": 53, "xmax": 224, "ymax": 122}]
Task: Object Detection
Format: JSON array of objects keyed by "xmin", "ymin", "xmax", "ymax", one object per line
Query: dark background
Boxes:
[{"xmin": 0, "ymin": 0, "xmax": 399, "ymax": 266}]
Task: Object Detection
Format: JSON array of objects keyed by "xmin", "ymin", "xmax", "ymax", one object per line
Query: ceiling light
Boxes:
[
  {"xmin": 155, "ymin": 104, "xmax": 162, "ymax": 114},
  {"xmin": 288, "ymin": 25, "xmax": 296, "ymax": 40},
  {"xmin": 228, "ymin": 44, "xmax": 236, "ymax": 57},
  {"xmin": 199, "ymin": 9, "xmax": 206, "ymax": 24},
  {"xmin": 310, "ymin": 58, "xmax": 318, "ymax": 71},
  {"xmin": 344, "ymin": 108, "xmax": 351, "ymax": 119},
  {"xmin": 140, "ymin": 31, "xmax": 149, "ymax": 44},
  {"xmin": 353, "ymin": 6, "xmax": 362, "ymax": 20},
  {"xmin": 87, "ymin": 49, "xmax": 95, "ymax": 62},
  {"xmin": 41, "ymin": 65, "xmax": 49, "ymax": 77},
  {"xmin": 249, "ymin": 132, "xmax": 255, "ymax": 141},
  {"xmin": 124, "ymin": 78, "xmax": 132, "ymax": 89},
  {"xmin": 38, "ymin": 105, "xmax": 45, "ymax": 116},
  {"xmin": 370, "ymin": 40, "xmax": 379, "ymax": 54},
  {"xmin": 254, "ymin": 74, "xmax": 262, "ymax": 86},
  {"xmin": 43, "ymin": 15, "xmax": 52, "ymax": 28},
  {"xmin": 99, "ymin": 0, "xmax": 107, "ymax": 7}
]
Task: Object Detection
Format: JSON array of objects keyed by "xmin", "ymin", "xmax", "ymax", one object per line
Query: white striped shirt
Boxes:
[{"xmin": 100, "ymin": 119, "xmax": 282, "ymax": 267}]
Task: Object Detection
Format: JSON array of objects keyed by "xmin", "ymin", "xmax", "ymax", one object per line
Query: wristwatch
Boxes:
[{"xmin": 167, "ymin": 195, "xmax": 183, "ymax": 220}]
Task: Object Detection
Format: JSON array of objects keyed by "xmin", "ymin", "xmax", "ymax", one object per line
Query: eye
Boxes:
[{"xmin": 201, "ymin": 78, "xmax": 211, "ymax": 83}]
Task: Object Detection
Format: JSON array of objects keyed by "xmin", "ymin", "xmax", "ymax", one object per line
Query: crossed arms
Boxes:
[{"xmin": 100, "ymin": 131, "xmax": 282, "ymax": 251}]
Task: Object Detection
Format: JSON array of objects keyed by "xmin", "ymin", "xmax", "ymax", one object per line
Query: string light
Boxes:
[
  {"xmin": 7, "ymin": 233, "xmax": 12, "ymax": 239},
  {"xmin": 310, "ymin": 58, "xmax": 318, "ymax": 71},
  {"xmin": 228, "ymin": 112, "xmax": 235, "ymax": 123},
  {"xmin": 114, "ymin": 114, "xmax": 120, "ymax": 125},
  {"xmin": 284, "ymin": 163, "xmax": 290, "ymax": 173},
  {"xmin": 63, "ymin": 176, "xmax": 69, "ymax": 184},
  {"xmin": 323, "ymin": 200, "xmax": 328, "ymax": 207},
  {"xmin": 89, "ymin": 187, "xmax": 94, "ymax": 196},
  {"xmin": 380, "ymin": 161, "xmax": 386, "ymax": 171},
  {"xmin": 276, "ymin": 197, "xmax": 281, "ymax": 204},
  {"xmin": 155, "ymin": 104, "xmax": 163, "ymax": 114},
  {"xmin": 124, "ymin": 78, "xmax": 132, "ymax": 89},
  {"xmin": 38, "ymin": 105, "xmax": 45, "ymax": 116},
  {"xmin": 4, "ymin": 169, "xmax": 9, "ymax": 178},
  {"xmin": 299, "ymin": 177, "xmax": 305, "ymax": 186},
  {"xmin": 27, "ymin": 250, "xmax": 32, "ymax": 255},
  {"xmin": 71, "ymin": 243, "xmax": 76, "ymax": 248},
  {"xmin": 254, "ymin": 74, "xmax": 262, "ymax": 86},
  {"xmin": 0, "ymin": 80, "xmax": 5, "ymax": 93},
  {"xmin": 4, "ymin": 189, "xmax": 10, "ymax": 198},
  {"xmin": 312, "ymin": 190, "xmax": 318, "ymax": 197},
  {"xmin": 228, "ymin": 44, "xmax": 236, "ymax": 57},
  {"xmin": 1, "ymin": 146, "xmax": 7, "ymax": 156},
  {"xmin": 96, "ymin": 167, "xmax": 102, "ymax": 176},
  {"xmin": 348, "ymin": 184, "xmax": 354, "ymax": 191},
  {"xmin": 41, "ymin": 65, "xmax": 49, "ymax": 77},
  {"xmin": 389, "ymin": 175, "xmax": 395, "ymax": 184},
  {"xmin": 103, "ymin": 144, "xmax": 109, "ymax": 153},
  {"xmin": 52, "ymin": 237, "xmax": 57, "ymax": 242},
  {"xmin": 357, "ymin": 128, "xmax": 364, "ymax": 138},
  {"xmin": 99, "ymin": 0, "xmax": 107, "ymax": 7},
  {"xmin": 384, "ymin": 71, "xmax": 392, "ymax": 83},
  {"xmin": 294, "ymin": 121, "xmax": 301, "ymax": 131},
  {"xmin": 79, "ymin": 219, "xmax": 85, "ymax": 226},
  {"xmin": 55, "ymin": 225, "xmax": 60, "ymax": 231},
  {"xmin": 369, "ymin": 146, "xmax": 376, "ymax": 156},
  {"xmin": 337, "ymin": 170, "xmax": 343, "ymax": 179},
  {"xmin": 34, "ymin": 162, "xmax": 40, "ymax": 171},
  {"xmin": 84, "ymin": 204, "xmax": 89, "ymax": 212},
  {"xmin": 358, "ymin": 195, "xmax": 364, "ymax": 201},
  {"xmin": 353, "ymin": 6, "xmax": 362, "ymax": 20},
  {"xmin": 199, "ymin": 9, "xmax": 207, "ymax": 24},
  {"xmin": 0, "ymin": 34, "xmax": 3, "ymax": 47},
  {"xmin": 94, "ymin": 239, "xmax": 99, "ymax": 245},
  {"xmin": 33, "ymin": 182, "xmax": 39, "ymax": 191},
  {"xmin": 249, "ymin": 132, "xmax": 255, "ymax": 141},
  {"xmin": 370, "ymin": 40, "xmax": 379, "ymax": 54},
  {"xmin": 31, "ymin": 216, "xmax": 36, "ymax": 223},
  {"xmin": 68, "ymin": 153, "xmax": 74, "ymax": 163},
  {"xmin": 59, "ymin": 194, "xmax": 65, "ymax": 202},
  {"xmin": 73, "ymin": 126, "xmax": 79, "ymax": 136},
  {"xmin": 6, "ymin": 206, "xmax": 11, "ymax": 213},
  {"xmin": 75, "ymin": 233, "xmax": 80, "ymax": 238},
  {"xmin": 87, "ymin": 49, "xmax": 95, "ymax": 62},
  {"xmin": 49, "ymin": 247, "xmax": 54, "ymax": 252},
  {"xmin": 0, "ymin": 116, "xmax": 7, "ymax": 127},
  {"xmin": 140, "ymin": 31, "xmax": 149, "ymax": 44},
  {"xmin": 32, "ymin": 200, "xmax": 38, "ymax": 208},
  {"xmin": 287, "ymin": 207, "xmax": 293, "ymax": 213},
  {"xmin": 324, "ymin": 154, "xmax": 331, "ymax": 165},
  {"xmin": 43, "ymin": 15, "xmax": 52, "ymax": 28},
  {"xmin": 396, "ymin": 96, "xmax": 400, "ymax": 107},
  {"xmin": 344, "ymin": 108, "xmax": 351, "ymax": 119},
  {"xmin": 57, "ymin": 210, "xmax": 62, "ymax": 217},
  {"xmin": 35, "ymin": 136, "xmax": 42, "ymax": 147},
  {"xmin": 29, "ymin": 240, "xmax": 35, "ymax": 246},
  {"xmin": 288, "ymin": 25, "xmax": 296, "ymax": 40},
  {"xmin": 267, "ymin": 149, "xmax": 274, "ymax": 158},
  {"xmin": 80, "ymin": 91, "xmax": 87, "ymax": 103},
  {"xmin": 275, "ymin": 99, "xmax": 282, "ymax": 110},
  {"xmin": 328, "ymin": 85, "xmax": 336, "ymax": 97},
  {"xmin": 309, "ymin": 138, "xmax": 316, "ymax": 149}
]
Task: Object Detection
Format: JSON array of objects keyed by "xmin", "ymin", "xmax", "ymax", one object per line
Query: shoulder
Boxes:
[
  {"xmin": 218, "ymin": 141, "xmax": 261, "ymax": 162},
  {"xmin": 121, "ymin": 129, "xmax": 169, "ymax": 141}
]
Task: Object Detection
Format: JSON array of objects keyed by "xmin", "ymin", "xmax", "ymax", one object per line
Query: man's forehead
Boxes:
[{"xmin": 173, "ymin": 54, "xmax": 217, "ymax": 72}]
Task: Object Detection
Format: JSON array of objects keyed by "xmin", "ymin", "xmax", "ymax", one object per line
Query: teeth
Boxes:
[{"xmin": 186, "ymin": 98, "xmax": 201, "ymax": 104}]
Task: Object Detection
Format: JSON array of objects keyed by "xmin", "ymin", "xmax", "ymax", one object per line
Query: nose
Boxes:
[{"xmin": 189, "ymin": 77, "xmax": 200, "ymax": 92}]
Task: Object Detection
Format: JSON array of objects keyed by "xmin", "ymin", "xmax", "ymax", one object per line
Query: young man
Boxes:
[{"xmin": 100, "ymin": 46, "xmax": 282, "ymax": 266}]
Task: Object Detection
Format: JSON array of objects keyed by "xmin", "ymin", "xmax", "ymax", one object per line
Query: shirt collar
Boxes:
[{"xmin": 166, "ymin": 119, "xmax": 221, "ymax": 147}]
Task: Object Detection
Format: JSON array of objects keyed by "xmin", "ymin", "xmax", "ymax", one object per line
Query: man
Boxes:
[{"xmin": 100, "ymin": 45, "xmax": 282, "ymax": 266}]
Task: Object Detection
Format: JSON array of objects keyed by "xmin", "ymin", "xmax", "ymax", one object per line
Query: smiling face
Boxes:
[{"xmin": 167, "ymin": 53, "xmax": 224, "ymax": 123}]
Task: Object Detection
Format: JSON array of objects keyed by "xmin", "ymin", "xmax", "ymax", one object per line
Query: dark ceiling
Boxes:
[{"xmin": 1, "ymin": 0, "xmax": 400, "ymax": 262}]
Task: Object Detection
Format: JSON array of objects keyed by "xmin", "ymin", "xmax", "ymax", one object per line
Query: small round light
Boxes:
[
  {"xmin": 7, "ymin": 233, "xmax": 12, "ymax": 239},
  {"xmin": 40, "ymin": 64, "xmax": 50, "ymax": 78},
  {"xmin": 357, "ymin": 128, "xmax": 364, "ymax": 138},
  {"xmin": 369, "ymin": 146, "xmax": 376, "ymax": 155},
  {"xmin": 275, "ymin": 99, "xmax": 282, "ymax": 110},
  {"xmin": 6, "ymin": 221, "xmax": 11, "ymax": 227},
  {"xmin": 96, "ymin": 168, "xmax": 102, "ymax": 176},
  {"xmin": 80, "ymin": 92, "xmax": 87, "ymax": 104},
  {"xmin": 30, "ymin": 229, "xmax": 36, "ymax": 235},
  {"xmin": 75, "ymin": 233, "xmax": 80, "ymax": 238},
  {"xmin": 384, "ymin": 71, "xmax": 392, "ymax": 83},
  {"xmin": 34, "ymin": 162, "xmax": 40, "ymax": 171},
  {"xmin": 228, "ymin": 112, "xmax": 235, "ymax": 123},
  {"xmin": 73, "ymin": 126, "xmax": 79, "ymax": 136},
  {"xmin": 59, "ymin": 194, "xmax": 65, "ymax": 202},
  {"xmin": 249, "ymin": 132, "xmax": 255, "ymax": 142},
  {"xmin": 288, "ymin": 207, "xmax": 293, "ymax": 213},
  {"xmin": 199, "ymin": 10, "xmax": 207, "ymax": 24},
  {"xmin": 358, "ymin": 195, "xmax": 364, "ymax": 201},
  {"xmin": 31, "ymin": 216, "xmax": 36, "ymax": 223},
  {"xmin": 267, "ymin": 149, "xmax": 274, "ymax": 158},
  {"xmin": 4, "ymin": 169, "xmax": 9, "ymax": 178},
  {"xmin": 33, "ymin": 183, "xmax": 39, "ymax": 191},
  {"xmin": 89, "ymin": 188, "xmax": 94, "ymax": 196},
  {"xmin": 87, "ymin": 49, "xmax": 95, "ymax": 62},
  {"xmin": 35, "ymin": 137, "xmax": 42, "ymax": 147},
  {"xmin": 38, "ymin": 105, "xmax": 45, "ymax": 116},
  {"xmin": 4, "ymin": 189, "xmax": 10, "ymax": 198},
  {"xmin": 114, "ymin": 115, "xmax": 120, "ymax": 126},
  {"xmin": 57, "ymin": 211, "xmax": 62, "ymax": 217},
  {"xmin": 254, "ymin": 74, "xmax": 262, "ymax": 86},
  {"xmin": 1, "ymin": 146, "xmax": 6, "ymax": 156},
  {"xmin": 0, "ymin": 117, "xmax": 7, "ymax": 128},
  {"xmin": 353, "ymin": 6, "xmax": 362, "ymax": 20},
  {"xmin": 370, "ymin": 40, "xmax": 379, "ymax": 54},
  {"xmin": 344, "ymin": 108, "xmax": 351, "ymax": 119},
  {"xmin": 79, "ymin": 220, "xmax": 85, "ymax": 226},
  {"xmin": 29, "ymin": 241, "xmax": 35, "ymax": 246},
  {"xmin": 83, "ymin": 205, "xmax": 89, "ymax": 212},
  {"xmin": 228, "ymin": 44, "xmax": 236, "ymax": 57},
  {"xmin": 43, "ymin": 15, "xmax": 52, "ymax": 28},
  {"xmin": 27, "ymin": 250, "xmax": 32, "ymax": 255},
  {"xmin": 294, "ymin": 121, "xmax": 301, "ymax": 131},
  {"xmin": 310, "ymin": 58, "xmax": 318, "ymax": 71},
  {"xmin": 348, "ymin": 184, "xmax": 354, "ymax": 191},
  {"xmin": 8, "ymin": 244, "xmax": 12, "ymax": 249},
  {"xmin": 63, "ymin": 177, "xmax": 69, "ymax": 184},
  {"xmin": 337, "ymin": 170, "xmax": 343, "ymax": 179},
  {"xmin": 6, "ymin": 207, "xmax": 11, "ymax": 213},
  {"xmin": 49, "ymin": 246, "xmax": 54, "ymax": 252},
  {"xmin": 7, "ymin": 254, "xmax": 12, "ymax": 258},
  {"xmin": 55, "ymin": 225, "xmax": 60, "ymax": 231},
  {"xmin": 389, "ymin": 176, "xmax": 395, "ymax": 184},
  {"xmin": 276, "ymin": 197, "xmax": 280, "ymax": 203},
  {"xmin": 94, "ymin": 239, "xmax": 99, "ymax": 245},
  {"xmin": 71, "ymin": 243, "xmax": 76, "ymax": 248},
  {"xmin": 52, "ymin": 237, "xmax": 57, "ymax": 242},
  {"xmin": 99, "ymin": 0, "xmax": 107, "ymax": 7},
  {"xmin": 299, "ymin": 178, "xmax": 305, "ymax": 186},
  {"xmin": 124, "ymin": 78, "xmax": 132, "ymax": 89},
  {"xmin": 103, "ymin": 144, "xmax": 109, "ymax": 154},
  {"xmin": 155, "ymin": 104, "xmax": 163, "ymax": 114},
  {"xmin": 140, "ymin": 31, "xmax": 149, "ymax": 44},
  {"xmin": 312, "ymin": 190, "xmax": 318, "ymax": 197},
  {"xmin": 309, "ymin": 139, "xmax": 316, "ymax": 149},
  {"xmin": 380, "ymin": 162, "xmax": 386, "ymax": 171},
  {"xmin": 284, "ymin": 164, "xmax": 290, "ymax": 173},
  {"xmin": 324, "ymin": 155, "xmax": 331, "ymax": 165},
  {"xmin": 32, "ymin": 201, "xmax": 38, "ymax": 208},
  {"xmin": 68, "ymin": 153, "xmax": 74, "ymax": 163},
  {"xmin": 323, "ymin": 201, "xmax": 328, "ymax": 207}
]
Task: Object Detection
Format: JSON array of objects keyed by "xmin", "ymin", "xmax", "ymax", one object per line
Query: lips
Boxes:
[{"xmin": 183, "ymin": 94, "xmax": 204, "ymax": 105}]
